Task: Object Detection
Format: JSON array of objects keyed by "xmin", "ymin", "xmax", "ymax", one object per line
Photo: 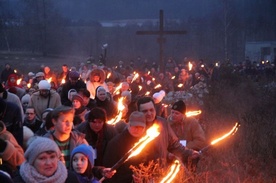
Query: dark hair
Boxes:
[
  {"xmin": 78, "ymin": 88, "xmax": 90, "ymax": 98},
  {"xmin": 45, "ymin": 111, "xmax": 54, "ymax": 130},
  {"xmin": 136, "ymin": 96, "xmax": 155, "ymax": 111},
  {"xmin": 51, "ymin": 106, "xmax": 74, "ymax": 120},
  {"xmin": 87, "ymin": 107, "xmax": 107, "ymax": 123}
]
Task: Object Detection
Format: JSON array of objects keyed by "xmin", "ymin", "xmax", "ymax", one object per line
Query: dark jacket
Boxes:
[
  {"xmin": 76, "ymin": 122, "xmax": 117, "ymax": 166},
  {"xmin": 60, "ymin": 80, "xmax": 86, "ymax": 106}
]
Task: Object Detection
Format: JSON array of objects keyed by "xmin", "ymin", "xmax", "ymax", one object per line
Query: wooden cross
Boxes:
[{"xmin": 136, "ymin": 10, "xmax": 187, "ymax": 73}]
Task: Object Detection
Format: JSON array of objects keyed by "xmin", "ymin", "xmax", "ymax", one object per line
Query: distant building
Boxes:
[{"xmin": 245, "ymin": 41, "xmax": 276, "ymax": 63}]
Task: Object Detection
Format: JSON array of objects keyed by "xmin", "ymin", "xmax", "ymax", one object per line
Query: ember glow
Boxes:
[
  {"xmin": 16, "ymin": 78, "xmax": 22, "ymax": 85},
  {"xmin": 160, "ymin": 160, "xmax": 181, "ymax": 183},
  {"xmin": 188, "ymin": 62, "xmax": 193, "ymax": 71},
  {"xmin": 186, "ymin": 110, "xmax": 202, "ymax": 117},
  {"xmin": 127, "ymin": 124, "xmax": 160, "ymax": 159},
  {"xmin": 211, "ymin": 122, "xmax": 240, "ymax": 145}
]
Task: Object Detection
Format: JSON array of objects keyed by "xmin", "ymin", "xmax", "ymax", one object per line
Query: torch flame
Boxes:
[
  {"xmin": 127, "ymin": 124, "xmax": 160, "ymax": 159},
  {"xmin": 47, "ymin": 77, "xmax": 52, "ymax": 83},
  {"xmin": 138, "ymin": 85, "xmax": 142, "ymax": 91},
  {"xmin": 154, "ymin": 84, "xmax": 161, "ymax": 89},
  {"xmin": 107, "ymin": 97, "xmax": 125, "ymax": 125},
  {"xmin": 160, "ymin": 160, "xmax": 181, "ymax": 183},
  {"xmin": 177, "ymin": 83, "xmax": 183, "ymax": 88},
  {"xmin": 188, "ymin": 62, "xmax": 193, "ymax": 71},
  {"xmin": 145, "ymin": 91, "xmax": 150, "ymax": 96},
  {"xmin": 61, "ymin": 78, "xmax": 65, "ymax": 84},
  {"xmin": 27, "ymin": 83, "xmax": 31, "ymax": 88},
  {"xmin": 107, "ymin": 72, "xmax": 111, "ymax": 79},
  {"xmin": 171, "ymin": 76, "xmax": 175, "ymax": 79},
  {"xmin": 186, "ymin": 110, "xmax": 202, "ymax": 117},
  {"xmin": 131, "ymin": 73, "xmax": 139, "ymax": 83},
  {"xmin": 211, "ymin": 122, "xmax": 240, "ymax": 145},
  {"xmin": 113, "ymin": 83, "xmax": 122, "ymax": 94},
  {"xmin": 16, "ymin": 78, "xmax": 22, "ymax": 85}
]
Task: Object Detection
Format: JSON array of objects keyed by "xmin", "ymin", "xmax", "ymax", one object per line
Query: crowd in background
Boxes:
[{"xmin": 0, "ymin": 56, "xmax": 275, "ymax": 182}]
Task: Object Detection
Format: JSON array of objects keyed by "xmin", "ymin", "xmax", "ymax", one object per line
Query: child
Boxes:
[{"xmin": 71, "ymin": 144, "xmax": 99, "ymax": 183}]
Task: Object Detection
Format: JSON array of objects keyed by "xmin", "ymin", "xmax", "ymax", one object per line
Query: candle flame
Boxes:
[
  {"xmin": 188, "ymin": 62, "xmax": 193, "ymax": 71},
  {"xmin": 160, "ymin": 160, "xmax": 181, "ymax": 183},
  {"xmin": 154, "ymin": 84, "xmax": 161, "ymax": 89},
  {"xmin": 127, "ymin": 124, "xmax": 160, "ymax": 159},
  {"xmin": 186, "ymin": 110, "xmax": 202, "ymax": 117},
  {"xmin": 16, "ymin": 78, "xmax": 22, "ymax": 85},
  {"xmin": 211, "ymin": 122, "xmax": 240, "ymax": 145}
]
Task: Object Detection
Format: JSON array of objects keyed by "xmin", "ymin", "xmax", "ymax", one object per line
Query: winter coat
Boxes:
[
  {"xmin": 76, "ymin": 122, "xmax": 117, "ymax": 166},
  {"xmin": 0, "ymin": 121, "xmax": 25, "ymax": 173},
  {"xmin": 167, "ymin": 115, "xmax": 206, "ymax": 151},
  {"xmin": 43, "ymin": 130, "xmax": 88, "ymax": 154},
  {"xmin": 60, "ymin": 80, "xmax": 86, "ymax": 106},
  {"xmin": 29, "ymin": 90, "xmax": 61, "ymax": 121}
]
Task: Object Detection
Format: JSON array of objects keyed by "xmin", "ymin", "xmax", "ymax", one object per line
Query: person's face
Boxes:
[
  {"xmin": 171, "ymin": 109, "xmax": 183, "ymax": 121},
  {"xmin": 62, "ymin": 66, "xmax": 68, "ymax": 73},
  {"xmin": 128, "ymin": 125, "xmax": 145, "ymax": 137},
  {"xmin": 139, "ymin": 101, "xmax": 156, "ymax": 123},
  {"xmin": 82, "ymin": 96, "xmax": 89, "ymax": 106},
  {"xmin": 22, "ymin": 101, "xmax": 29, "ymax": 110},
  {"xmin": 25, "ymin": 108, "xmax": 36, "ymax": 121},
  {"xmin": 72, "ymin": 100, "xmax": 81, "ymax": 109},
  {"xmin": 44, "ymin": 67, "xmax": 50, "ymax": 74},
  {"xmin": 93, "ymin": 75, "xmax": 100, "ymax": 82},
  {"xmin": 72, "ymin": 153, "xmax": 89, "ymax": 174},
  {"xmin": 33, "ymin": 152, "xmax": 58, "ymax": 177},
  {"xmin": 89, "ymin": 119, "xmax": 104, "ymax": 133},
  {"xmin": 121, "ymin": 83, "xmax": 129, "ymax": 92},
  {"xmin": 53, "ymin": 113, "xmax": 74, "ymax": 135},
  {"xmin": 39, "ymin": 89, "xmax": 50, "ymax": 98},
  {"xmin": 97, "ymin": 90, "xmax": 107, "ymax": 101}
]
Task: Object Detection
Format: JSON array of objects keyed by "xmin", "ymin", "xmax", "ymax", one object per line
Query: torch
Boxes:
[
  {"xmin": 199, "ymin": 122, "xmax": 240, "ymax": 154},
  {"xmin": 159, "ymin": 160, "xmax": 181, "ymax": 183},
  {"xmin": 99, "ymin": 124, "xmax": 160, "ymax": 182}
]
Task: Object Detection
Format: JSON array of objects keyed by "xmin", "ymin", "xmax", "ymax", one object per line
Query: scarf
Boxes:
[{"xmin": 20, "ymin": 161, "xmax": 68, "ymax": 183}]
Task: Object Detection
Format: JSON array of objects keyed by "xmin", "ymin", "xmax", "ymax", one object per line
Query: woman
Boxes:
[
  {"xmin": 13, "ymin": 136, "xmax": 80, "ymax": 183},
  {"xmin": 71, "ymin": 94, "xmax": 88, "ymax": 126},
  {"xmin": 94, "ymin": 86, "xmax": 118, "ymax": 120}
]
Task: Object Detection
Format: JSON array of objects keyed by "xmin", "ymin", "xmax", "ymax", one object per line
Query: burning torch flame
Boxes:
[
  {"xmin": 27, "ymin": 83, "xmax": 31, "ymax": 88},
  {"xmin": 171, "ymin": 76, "xmax": 175, "ymax": 79},
  {"xmin": 188, "ymin": 62, "xmax": 193, "ymax": 71},
  {"xmin": 177, "ymin": 83, "xmax": 183, "ymax": 88},
  {"xmin": 131, "ymin": 73, "xmax": 139, "ymax": 83},
  {"xmin": 107, "ymin": 97, "xmax": 125, "ymax": 125},
  {"xmin": 127, "ymin": 124, "xmax": 160, "ymax": 159},
  {"xmin": 113, "ymin": 83, "xmax": 122, "ymax": 94},
  {"xmin": 107, "ymin": 72, "xmax": 111, "ymax": 79},
  {"xmin": 145, "ymin": 91, "xmax": 150, "ymax": 96},
  {"xmin": 154, "ymin": 84, "xmax": 161, "ymax": 89},
  {"xmin": 14, "ymin": 69, "xmax": 17, "ymax": 73},
  {"xmin": 160, "ymin": 160, "xmax": 181, "ymax": 183},
  {"xmin": 16, "ymin": 78, "xmax": 22, "ymax": 85},
  {"xmin": 138, "ymin": 85, "xmax": 142, "ymax": 91},
  {"xmin": 211, "ymin": 122, "xmax": 240, "ymax": 145},
  {"xmin": 47, "ymin": 77, "xmax": 52, "ymax": 83},
  {"xmin": 61, "ymin": 78, "xmax": 65, "ymax": 84},
  {"xmin": 186, "ymin": 110, "xmax": 202, "ymax": 117}
]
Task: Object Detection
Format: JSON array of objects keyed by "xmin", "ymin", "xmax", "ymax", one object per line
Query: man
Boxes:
[
  {"xmin": 1, "ymin": 63, "xmax": 14, "ymax": 84},
  {"xmin": 23, "ymin": 107, "xmax": 42, "ymax": 133},
  {"xmin": 29, "ymin": 80, "xmax": 61, "ymax": 121},
  {"xmin": 103, "ymin": 111, "xmax": 147, "ymax": 183},
  {"xmin": 60, "ymin": 71, "xmax": 86, "ymax": 106},
  {"xmin": 44, "ymin": 105, "xmax": 88, "ymax": 168},
  {"xmin": 57, "ymin": 64, "xmax": 70, "ymax": 86},
  {"xmin": 167, "ymin": 100, "xmax": 206, "ymax": 151},
  {"xmin": 136, "ymin": 96, "xmax": 199, "ymax": 166}
]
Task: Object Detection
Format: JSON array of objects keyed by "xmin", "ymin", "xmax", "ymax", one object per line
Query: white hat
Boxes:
[
  {"xmin": 38, "ymin": 80, "xmax": 51, "ymax": 90},
  {"xmin": 153, "ymin": 90, "xmax": 166, "ymax": 104}
]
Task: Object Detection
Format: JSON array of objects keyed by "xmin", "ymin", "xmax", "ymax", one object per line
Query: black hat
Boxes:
[
  {"xmin": 171, "ymin": 100, "xmax": 186, "ymax": 114},
  {"xmin": 69, "ymin": 71, "xmax": 80, "ymax": 80}
]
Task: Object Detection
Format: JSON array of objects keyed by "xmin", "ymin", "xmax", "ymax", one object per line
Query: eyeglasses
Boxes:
[{"xmin": 26, "ymin": 113, "xmax": 35, "ymax": 115}]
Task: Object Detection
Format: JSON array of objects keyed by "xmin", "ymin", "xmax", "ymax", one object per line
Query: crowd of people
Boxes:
[{"xmin": 0, "ymin": 56, "xmax": 275, "ymax": 182}]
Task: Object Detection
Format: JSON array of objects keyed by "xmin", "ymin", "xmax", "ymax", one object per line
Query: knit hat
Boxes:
[
  {"xmin": 72, "ymin": 94, "xmax": 84, "ymax": 106},
  {"xmin": 28, "ymin": 72, "xmax": 35, "ymax": 77},
  {"xmin": 69, "ymin": 71, "xmax": 80, "ymax": 80},
  {"xmin": 153, "ymin": 90, "xmax": 166, "ymax": 104},
  {"xmin": 38, "ymin": 80, "xmax": 51, "ymax": 90},
  {"xmin": 129, "ymin": 111, "xmax": 146, "ymax": 127},
  {"xmin": 171, "ymin": 100, "xmax": 186, "ymax": 114},
  {"xmin": 25, "ymin": 137, "xmax": 61, "ymax": 165},
  {"xmin": 71, "ymin": 144, "xmax": 94, "ymax": 167},
  {"xmin": 35, "ymin": 72, "xmax": 45, "ymax": 78},
  {"xmin": 21, "ymin": 94, "xmax": 30, "ymax": 104}
]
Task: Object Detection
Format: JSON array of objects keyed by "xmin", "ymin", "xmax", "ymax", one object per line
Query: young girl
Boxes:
[{"xmin": 71, "ymin": 144, "xmax": 99, "ymax": 183}]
